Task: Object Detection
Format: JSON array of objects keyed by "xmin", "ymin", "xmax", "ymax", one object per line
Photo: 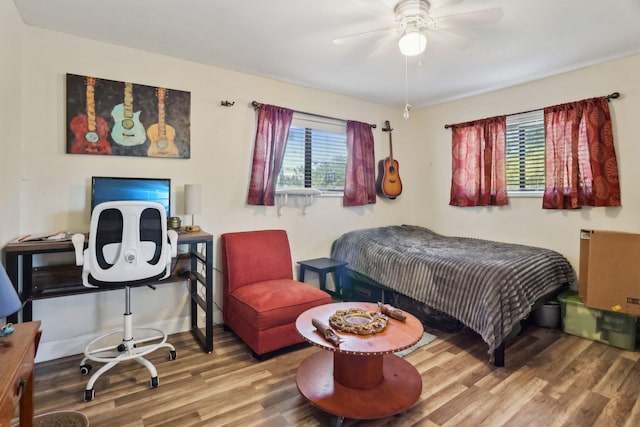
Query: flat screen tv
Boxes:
[{"xmin": 91, "ymin": 176, "xmax": 171, "ymax": 218}]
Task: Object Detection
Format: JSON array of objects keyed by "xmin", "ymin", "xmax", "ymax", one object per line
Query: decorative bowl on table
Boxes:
[{"xmin": 329, "ymin": 307, "xmax": 389, "ymax": 335}]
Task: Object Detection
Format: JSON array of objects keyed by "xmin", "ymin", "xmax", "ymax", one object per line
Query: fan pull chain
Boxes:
[{"xmin": 403, "ymin": 55, "xmax": 411, "ymax": 121}]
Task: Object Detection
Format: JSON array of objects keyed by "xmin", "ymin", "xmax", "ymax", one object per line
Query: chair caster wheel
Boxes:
[
  {"xmin": 169, "ymin": 350, "xmax": 177, "ymax": 361},
  {"xmin": 84, "ymin": 389, "xmax": 95, "ymax": 402},
  {"xmin": 150, "ymin": 376, "xmax": 159, "ymax": 388},
  {"xmin": 80, "ymin": 364, "xmax": 92, "ymax": 375}
]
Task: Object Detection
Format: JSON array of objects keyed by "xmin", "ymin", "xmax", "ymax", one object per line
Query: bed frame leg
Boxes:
[{"xmin": 493, "ymin": 343, "xmax": 505, "ymax": 367}]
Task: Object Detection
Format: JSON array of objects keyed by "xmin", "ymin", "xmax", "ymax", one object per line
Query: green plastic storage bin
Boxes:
[{"xmin": 557, "ymin": 291, "xmax": 637, "ymax": 351}]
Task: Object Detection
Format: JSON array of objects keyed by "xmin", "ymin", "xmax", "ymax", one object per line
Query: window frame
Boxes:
[
  {"xmin": 505, "ymin": 109, "xmax": 545, "ymax": 198},
  {"xmin": 277, "ymin": 113, "xmax": 348, "ymax": 196}
]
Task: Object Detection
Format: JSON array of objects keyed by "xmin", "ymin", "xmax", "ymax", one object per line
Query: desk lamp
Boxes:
[
  {"xmin": 0, "ymin": 263, "xmax": 22, "ymax": 337},
  {"xmin": 184, "ymin": 184, "xmax": 201, "ymax": 232}
]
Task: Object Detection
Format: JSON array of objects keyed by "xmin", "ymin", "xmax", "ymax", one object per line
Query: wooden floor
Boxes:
[{"xmin": 15, "ymin": 322, "xmax": 640, "ymax": 427}]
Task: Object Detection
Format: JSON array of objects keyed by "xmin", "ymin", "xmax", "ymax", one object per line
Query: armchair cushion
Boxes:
[{"xmin": 229, "ymin": 279, "xmax": 331, "ymax": 331}]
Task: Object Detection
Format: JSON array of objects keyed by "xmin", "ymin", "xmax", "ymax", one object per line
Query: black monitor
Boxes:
[{"xmin": 91, "ymin": 176, "xmax": 171, "ymax": 218}]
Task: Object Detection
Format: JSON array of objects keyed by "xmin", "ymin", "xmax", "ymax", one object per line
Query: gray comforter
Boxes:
[{"xmin": 331, "ymin": 225, "xmax": 576, "ymax": 354}]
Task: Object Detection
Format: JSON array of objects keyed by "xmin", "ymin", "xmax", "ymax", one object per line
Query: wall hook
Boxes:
[{"xmin": 220, "ymin": 100, "xmax": 235, "ymax": 107}]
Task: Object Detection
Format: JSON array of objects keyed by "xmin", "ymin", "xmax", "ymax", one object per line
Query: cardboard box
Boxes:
[{"xmin": 579, "ymin": 229, "xmax": 640, "ymax": 315}]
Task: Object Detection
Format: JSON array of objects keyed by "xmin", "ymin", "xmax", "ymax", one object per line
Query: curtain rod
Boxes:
[
  {"xmin": 443, "ymin": 92, "xmax": 621, "ymax": 129},
  {"xmin": 251, "ymin": 101, "xmax": 377, "ymax": 129}
]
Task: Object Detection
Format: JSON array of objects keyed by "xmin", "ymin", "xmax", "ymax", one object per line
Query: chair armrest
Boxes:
[
  {"xmin": 71, "ymin": 233, "xmax": 85, "ymax": 266},
  {"xmin": 167, "ymin": 229, "xmax": 178, "ymax": 257}
]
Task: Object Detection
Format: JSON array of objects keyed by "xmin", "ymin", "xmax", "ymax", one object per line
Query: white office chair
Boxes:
[{"xmin": 72, "ymin": 201, "xmax": 179, "ymax": 402}]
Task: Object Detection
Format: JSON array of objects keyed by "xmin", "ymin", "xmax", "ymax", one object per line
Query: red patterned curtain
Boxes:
[
  {"xmin": 449, "ymin": 116, "xmax": 508, "ymax": 207},
  {"xmin": 247, "ymin": 104, "xmax": 294, "ymax": 206},
  {"xmin": 543, "ymin": 97, "xmax": 620, "ymax": 209},
  {"xmin": 343, "ymin": 120, "xmax": 377, "ymax": 206}
]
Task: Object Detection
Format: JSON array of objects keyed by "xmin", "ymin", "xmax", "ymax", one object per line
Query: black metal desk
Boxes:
[{"xmin": 2, "ymin": 230, "xmax": 214, "ymax": 353}]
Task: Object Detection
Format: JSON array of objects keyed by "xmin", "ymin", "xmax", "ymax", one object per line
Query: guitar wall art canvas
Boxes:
[{"xmin": 65, "ymin": 73, "xmax": 191, "ymax": 158}]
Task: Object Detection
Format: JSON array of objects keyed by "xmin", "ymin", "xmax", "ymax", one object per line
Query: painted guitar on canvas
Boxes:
[
  {"xmin": 376, "ymin": 120, "xmax": 402, "ymax": 199},
  {"xmin": 69, "ymin": 77, "xmax": 111, "ymax": 155},
  {"xmin": 110, "ymin": 82, "xmax": 146, "ymax": 146},
  {"xmin": 146, "ymin": 87, "xmax": 179, "ymax": 157}
]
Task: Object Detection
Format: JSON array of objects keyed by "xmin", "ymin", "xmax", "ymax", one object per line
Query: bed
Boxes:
[{"xmin": 331, "ymin": 225, "xmax": 576, "ymax": 366}]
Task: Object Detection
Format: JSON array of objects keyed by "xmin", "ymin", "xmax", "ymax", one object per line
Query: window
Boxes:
[
  {"xmin": 505, "ymin": 110, "xmax": 545, "ymax": 195},
  {"xmin": 277, "ymin": 113, "xmax": 347, "ymax": 194}
]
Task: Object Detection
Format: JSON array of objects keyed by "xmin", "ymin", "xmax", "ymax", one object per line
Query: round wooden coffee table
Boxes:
[{"xmin": 295, "ymin": 302, "xmax": 424, "ymax": 424}]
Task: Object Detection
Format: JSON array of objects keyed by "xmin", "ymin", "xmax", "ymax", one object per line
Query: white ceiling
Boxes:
[{"xmin": 13, "ymin": 0, "xmax": 640, "ymax": 108}]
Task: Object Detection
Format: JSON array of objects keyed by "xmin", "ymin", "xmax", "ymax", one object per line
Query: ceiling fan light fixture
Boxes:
[{"xmin": 398, "ymin": 30, "xmax": 427, "ymax": 56}]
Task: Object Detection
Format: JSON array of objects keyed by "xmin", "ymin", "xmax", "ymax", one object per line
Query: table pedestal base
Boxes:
[{"xmin": 296, "ymin": 350, "xmax": 422, "ymax": 420}]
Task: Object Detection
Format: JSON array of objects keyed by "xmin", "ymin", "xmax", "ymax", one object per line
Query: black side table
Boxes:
[{"xmin": 297, "ymin": 257, "xmax": 348, "ymax": 298}]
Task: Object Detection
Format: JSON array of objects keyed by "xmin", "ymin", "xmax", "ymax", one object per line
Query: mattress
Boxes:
[{"xmin": 331, "ymin": 225, "xmax": 576, "ymax": 354}]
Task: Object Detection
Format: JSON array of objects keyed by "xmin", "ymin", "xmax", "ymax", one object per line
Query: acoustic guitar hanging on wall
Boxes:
[{"xmin": 377, "ymin": 120, "xmax": 402, "ymax": 199}]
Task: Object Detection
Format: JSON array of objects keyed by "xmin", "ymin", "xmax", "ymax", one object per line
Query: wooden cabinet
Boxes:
[{"xmin": 0, "ymin": 321, "xmax": 41, "ymax": 427}]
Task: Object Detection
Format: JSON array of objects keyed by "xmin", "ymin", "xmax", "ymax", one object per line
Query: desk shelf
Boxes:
[
  {"xmin": 25, "ymin": 256, "xmax": 193, "ymax": 299},
  {"xmin": 3, "ymin": 231, "xmax": 214, "ymax": 353}
]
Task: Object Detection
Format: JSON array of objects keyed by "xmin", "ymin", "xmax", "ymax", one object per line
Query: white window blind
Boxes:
[
  {"xmin": 505, "ymin": 110, "xmax": 545, "ymax": 193},
  {"xmin": 277, "ymin": 113, "xmax": 347, "ymax": 193}
]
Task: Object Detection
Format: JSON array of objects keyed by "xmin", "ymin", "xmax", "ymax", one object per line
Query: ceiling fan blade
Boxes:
[
  {"xmin": 365, "ymin": 31, "xmax": 399, "ymax": 59},
  {"xmin": 425, "ymin": 28, "xmax": 473, "ymax": 50},
  {"xmin": 434, "ymin": 7, "xmax": 504, "ymax": 30},
  {"xmin": 428, "ymin": 0, "xmax": 464, "ymax": 15},
  {"xmin": 333, "ymin": 27, "xmax": 396, "ymax": 45}
]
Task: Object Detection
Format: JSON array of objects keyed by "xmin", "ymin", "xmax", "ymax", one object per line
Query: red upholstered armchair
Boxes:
[{"xmin": 221, "ymin": 230, "xmax": 332, "ymax": 359}]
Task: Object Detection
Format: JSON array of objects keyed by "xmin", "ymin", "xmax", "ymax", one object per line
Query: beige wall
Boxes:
[
  {"xmin": 4, "ymin": 0, "xmax": 639, "ymax": 361},
  {"xmin": 412, "ymin": 55, "xmax": 640, "ymax": 270},
  {"xmin": 0, "ymin": 2, "xmax": 22, "ymax": 248},
  {"xmin": 3, "ymin": 3, "xmax": 409, "ymax": 361}
]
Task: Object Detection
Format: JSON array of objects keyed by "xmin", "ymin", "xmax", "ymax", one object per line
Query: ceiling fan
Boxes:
[{"xmin": 334, "ymin": 0, "xmax": 504, "ymax": 56}]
